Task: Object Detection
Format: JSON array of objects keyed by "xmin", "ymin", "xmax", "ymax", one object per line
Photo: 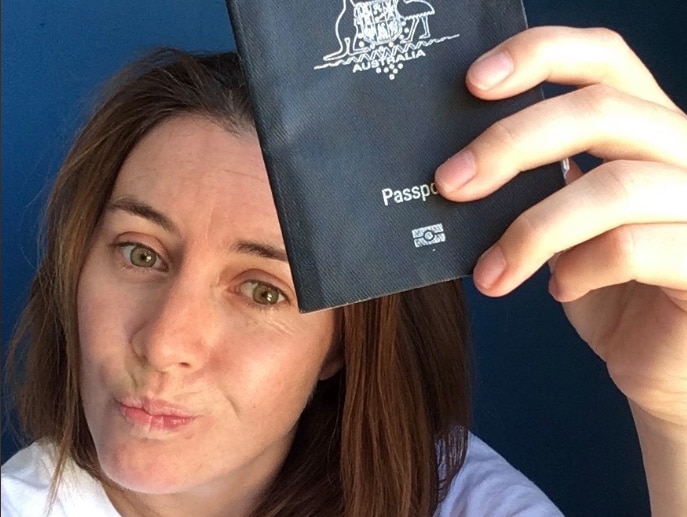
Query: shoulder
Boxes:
[
  {"xmin": 2, "ymin": 441, "xmax": 59, "ymax": 516},
  {"xmin": 434, "ymin": 433, "xmax": 564, "ymax": 517},
  {"xmin": 1, "ymin": 441, "xmax": 118, "ymax": 517}
]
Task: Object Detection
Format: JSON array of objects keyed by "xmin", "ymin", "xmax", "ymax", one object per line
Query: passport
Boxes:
[{"xmin": 225, "ymin": 0, "xmax": 564, "ymax": 312}]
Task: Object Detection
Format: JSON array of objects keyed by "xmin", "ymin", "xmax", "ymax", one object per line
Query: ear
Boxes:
[{"xmin": 318, "ymin": 341, "xmax": 344, "ymax": 381}]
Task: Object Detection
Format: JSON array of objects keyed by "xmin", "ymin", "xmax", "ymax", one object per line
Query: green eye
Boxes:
[
  {"xmin": 241, "ymin": 281, "xmax": 285, "ymax": 306},
  {"xmin": 126, "ymin": 244, "xmax": 159, "ymax": 268}
]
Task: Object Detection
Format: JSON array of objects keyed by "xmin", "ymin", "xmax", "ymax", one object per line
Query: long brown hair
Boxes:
[{"xmin": 6, "ymin": 49, "xmax": 471, "ymax": 517}]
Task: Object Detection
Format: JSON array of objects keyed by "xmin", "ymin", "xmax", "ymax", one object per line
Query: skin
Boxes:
[
  {"xmin": 72, "ymin": 26, "xmax": 687, "ymax": 516},
  {"xmin": 77, "ymin": 115, "xmax": 340, "ymax": 517},
  {"xmin": 435, "ymin": 26, "xmax": 687, "ymax": 516}
]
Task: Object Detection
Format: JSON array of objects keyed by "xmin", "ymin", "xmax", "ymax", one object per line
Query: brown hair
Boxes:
[{"xmin": 7, "ymin": 49, "xmax": 470, "ymax": 517}]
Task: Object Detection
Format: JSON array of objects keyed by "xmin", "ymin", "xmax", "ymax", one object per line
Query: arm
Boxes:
[
  {"xmin": 632, "ymin": 404, "xmax": 687, "ymax": 516},
  {"xmin": 435, "ymin": 26, "xmax": 687, "ymax": 516}
]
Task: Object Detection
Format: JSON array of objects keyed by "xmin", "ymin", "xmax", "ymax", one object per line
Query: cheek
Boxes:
[
  {"xmin": 77, "ymin": 255, "xmax": 135, "ymax": 407},
  {"xmin": 78, "ymin": 271, "xmax": 122, "ymax": 364},
  {"xmin": 77, "ymin": 264, "xmax": 114, "ymax": 444},
  {"xmin": 77, "ymin": 242, "xmax": 148, "ymax": 360},
  {"xmin": 211, "ymin": 317, "xmax": 336, "ymax": 423},
  {"xmin": 78, "ymin": 257, "xmax": 105, "ymax": 374}
]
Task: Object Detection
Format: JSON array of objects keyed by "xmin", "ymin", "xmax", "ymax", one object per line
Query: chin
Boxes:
[
  {"xmin": 96, "ymin": 439, "xmax": 198, "ymax": 494},
  {"xmin": 103, "ymin": 461, "xmax": 194, "ymax": 495}
]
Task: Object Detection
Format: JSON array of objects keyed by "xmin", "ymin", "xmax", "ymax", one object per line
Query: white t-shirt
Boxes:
[
  {"xmin": 433, "ymin": 434, "xmax": 563, "ymax": 516},
  {"xmin": 1, "ymin": 433, "xmax": 563, "ymax": 516}
]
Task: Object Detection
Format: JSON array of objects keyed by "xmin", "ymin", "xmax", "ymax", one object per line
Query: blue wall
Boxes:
[{"xmin": 2, "ymin": 1, "xmax": 686, "ymax": 516}]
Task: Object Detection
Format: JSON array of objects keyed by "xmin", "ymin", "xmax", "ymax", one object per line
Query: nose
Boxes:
[{"xmin": 131, "ymin": 278, "xmax": 214, "ymax": 372}]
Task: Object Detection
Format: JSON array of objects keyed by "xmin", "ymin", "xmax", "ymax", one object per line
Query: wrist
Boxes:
[
  {"xmin": 629, "ymin": 402, "xmax": 687, "ymax": 517},
  {"xmin": 630, "ymin": 402, "xmax": 687, "ymax": 444}
]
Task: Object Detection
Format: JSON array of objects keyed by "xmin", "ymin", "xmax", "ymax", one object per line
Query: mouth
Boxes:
[{"xmin": 117, "ymin": 397, "xmax": 197, "ymax": 431}]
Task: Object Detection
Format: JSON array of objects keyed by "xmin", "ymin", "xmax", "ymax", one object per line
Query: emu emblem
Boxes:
[{"xmin": 314, "ymin": 0, "xmax": 460, "ymax": 79}]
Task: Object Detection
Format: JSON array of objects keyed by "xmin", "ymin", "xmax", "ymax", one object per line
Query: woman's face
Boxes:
[{"xmin": 77, "ymin": 115, "xmax": 339, "ymax": 498}]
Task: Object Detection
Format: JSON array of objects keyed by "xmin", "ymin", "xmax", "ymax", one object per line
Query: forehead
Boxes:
[{"xmin": 111, "ymin": 115, "xmax": 280, "ymax": 240}]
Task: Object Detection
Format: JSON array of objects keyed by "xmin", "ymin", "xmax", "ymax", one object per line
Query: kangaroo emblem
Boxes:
[{"xmin": 316, "ymin": 0, "xmax": 459, "ymax": 80}]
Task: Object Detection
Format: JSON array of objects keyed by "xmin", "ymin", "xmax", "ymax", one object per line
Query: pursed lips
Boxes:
[{"xmin": 117, "ymin": 396, "xmax": 197, "ymax": 431}]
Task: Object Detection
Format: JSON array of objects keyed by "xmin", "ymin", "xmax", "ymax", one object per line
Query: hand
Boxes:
[{"xmin": 435, "ymin": 26, "xmax": 687, "ymax": 429}]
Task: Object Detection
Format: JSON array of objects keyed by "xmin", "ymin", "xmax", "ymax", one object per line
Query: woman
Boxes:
[{"xmin": 2, "ymin": 26, "xmax": 686, "ymax": 516}]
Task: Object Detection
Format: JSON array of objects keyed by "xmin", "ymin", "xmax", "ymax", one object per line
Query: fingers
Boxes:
[
  {"xmin": 445, "ymin": 25, "xmax": 687, "ymax": 299},
  {"xmin": 466, "ymin": 26, "xmax": 680, "ymax": 112},
  {"xmin": 435, "ymin": 87, "xmax": 687, "ymax": 200},
  {"xmin": 436, "ymin": 25, "xmax": 687, "ymax": 201},
  {"xmin": 549, "ymin": 223, "xmax": 687, "ymax": 303},
  {"xmin": 472, "ymin": 160, "xmax": 687, "ymax": 296}
]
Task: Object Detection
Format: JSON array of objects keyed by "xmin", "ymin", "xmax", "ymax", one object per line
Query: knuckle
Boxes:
[
  {"xmin": 508, "ymin": 207, "xmax": 549, "ymax": 253},
  {"xmin": 604, "ymin": 225, "xmax": 639, "ymax": 270},
  {"xmin": 578, "ymin": 83, "xmax": 622, "ymax": 117},
  {"xmin": 589, "ymin": 27, "xmax": 629, "ymax": 53},
  {"xmin": 483, "ymin": 117, "xmax": 524, "ymax": 153},
  {"xmin": 589, "ymin": 160, "xmax": 642, "ymax": 204},
  {"xmin": 523, "ymin": 27, "xmax": 554, "ymax": 62}
]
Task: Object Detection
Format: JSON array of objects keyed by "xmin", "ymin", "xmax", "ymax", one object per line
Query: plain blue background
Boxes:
[{"xmin": 2, "ymin": 1, "xmax": 686, "ymax": 515}]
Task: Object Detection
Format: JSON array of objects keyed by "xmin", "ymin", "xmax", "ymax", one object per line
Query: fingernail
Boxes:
[
  {"xmin": 474, "ymin": 244, "xmax": 506, "ymax": 290},
  {"xmin": 436, "ymin": 150, "xmax": 476, "ymax": 193},
  {"xmin": 468, "ymin": 51, "xmax": 514, "ymax": 90}
]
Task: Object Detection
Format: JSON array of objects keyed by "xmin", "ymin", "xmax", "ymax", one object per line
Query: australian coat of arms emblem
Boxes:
[{"xmin": 314, "ymin": 0, "xmax": 460, "ymax": 79}]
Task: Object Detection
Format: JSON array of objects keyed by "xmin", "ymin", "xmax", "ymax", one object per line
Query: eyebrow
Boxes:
[
  {"xmin": 107, "ymin": 197, "xmax": 179, "ymax": 235},
  {"xmin": 232, "ymin": 240, "xmax": 289, "ymax": 263},
  {"xmin": 106, "ymin": 197, "xmax": 288, "ymax": 263}
]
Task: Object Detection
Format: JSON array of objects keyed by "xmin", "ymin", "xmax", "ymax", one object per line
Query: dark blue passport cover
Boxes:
[{"xmin": 225, "ymin": 0, "xmax": 564, "ymax": 312}]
